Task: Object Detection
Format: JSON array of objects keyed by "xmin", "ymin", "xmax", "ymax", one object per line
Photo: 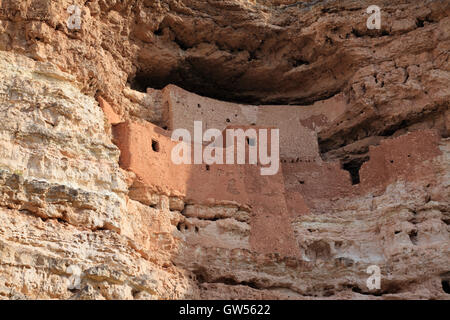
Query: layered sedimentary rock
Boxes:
[
  {"xmin": 0, "ymin": 0, "xmax": 449, "ymax": 300},
  {"xmin": 0, "ymin": 51, "xmax": 197, "ymax": 299}
]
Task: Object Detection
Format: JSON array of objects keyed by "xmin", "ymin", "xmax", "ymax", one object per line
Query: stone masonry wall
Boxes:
[{"xmin": 0, "ymin": 0, "xmax": 448, "ymax": 300}]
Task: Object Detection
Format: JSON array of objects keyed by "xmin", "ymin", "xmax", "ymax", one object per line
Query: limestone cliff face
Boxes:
[{"xmin": 0, "ymin": 0, "xmax": 449, "ymax": 300}]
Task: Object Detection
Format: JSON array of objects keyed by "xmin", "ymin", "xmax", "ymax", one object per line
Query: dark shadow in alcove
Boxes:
[
  {"xmin": 128, "ymin": 70, "xmax": 265, "ymax": 105},
  {"xmin": 342, "ymin": 157, "xmax": 369, "ymax": 185},
  {"xmin": 442, "ymin": 280, "xmax": 450, "ymax": 294}
]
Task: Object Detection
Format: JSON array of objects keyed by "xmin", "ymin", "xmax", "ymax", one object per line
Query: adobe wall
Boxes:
[
  {"xmin": 112, "ymin": 120, "xmax": 301, "ymax": 257},
  {"xmin": 110, "ymin": 92, "xmax": 444, "ymax": 257},
  {"xmin": 283, "ymin": 161, "xmax": 354, "ymax": 213},
  {"xmin": 112, "ymin": 120, "xmax": 250, "ymax": 205},
  {"xmin": 282, "ymin": 129, "xmax": 443, "ymax": 214},
  {"xmin": 243, "ymin": 163, "xmax": 300, "ymax": 257},
  {"xmin": 112, "ymin": 120, "xmax": 191, "ymax": 199},
  {"xmin": 359, "ymin": 129, "xmax": 443, "ymax": 192},
  {"xmin": 163, "ymin": 85, "xmax": 349, "ymax": 160}
]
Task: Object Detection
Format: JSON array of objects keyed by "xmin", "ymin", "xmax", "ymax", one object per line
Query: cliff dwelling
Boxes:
[{"xmin": 0, "ymin": 0, "xmax": 448, "ymax": 303}]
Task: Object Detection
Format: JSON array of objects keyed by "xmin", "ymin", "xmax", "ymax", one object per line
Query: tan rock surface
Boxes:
[{"xmin": 0, "ymin": 0, "xmax": 449, "ymax": 300}]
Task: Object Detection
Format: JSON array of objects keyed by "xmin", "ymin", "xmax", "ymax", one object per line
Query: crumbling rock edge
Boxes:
[{"xmin": 0, "ymin": 0, "xmax": 448, "ymax": 300}]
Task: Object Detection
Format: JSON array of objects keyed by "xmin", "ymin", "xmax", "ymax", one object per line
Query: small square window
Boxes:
[{"xmin": 152, "ymin": 139, "xmax": 160, "ymax": 152}]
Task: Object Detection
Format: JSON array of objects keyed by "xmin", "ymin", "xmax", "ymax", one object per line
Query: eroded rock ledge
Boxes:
[{"xmin": 0, "ymin": 0, "xmax": 449, "ymax": 300}]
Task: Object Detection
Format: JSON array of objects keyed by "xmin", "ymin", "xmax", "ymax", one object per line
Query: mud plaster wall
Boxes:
[
  {"xmin": 0, "ymin": 0, "xmax": 448, "ymax": 300},
  {"xmin": 283, "ymin": 129, "xmax": 443, "ymax": 213},
  {"xmin": 113, "ymin": 120, "xmax": 300, "ymax": 256},
  {"xmin": 112, "ymin": 79, "xmax": 445, "ymax": 255},
  {"xmin": 164, "ymin": 85, "xmax": 349, "ymax": 160},
  {"xmin": 112, "ymin": 102, "xmax": 444, "ymax": 259},
  {"xmin": 359, "ymin": 129, "xmax": 443, "ymax": 192}
]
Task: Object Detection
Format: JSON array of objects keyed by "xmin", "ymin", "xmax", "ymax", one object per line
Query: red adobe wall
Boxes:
[
  {"xmin": 109, "ymin": 91, "xmax": 443, "ymax": 258},
  {"xmin": 98, "ymin": 96, "xmax": 122, "ymax": 125},
  {"xmin": 283, "ymin": 160, "xmax": 353, "ymax": 213},
  {"xmin": 112, "ymin": 120, "xmax": 192, "ymax": 198},
  {"xmin": 359, "ymin": 129, "xmax": 443, "ymax": 192},
  {"xmin": 243, "ymin": 163, "xmax": 301, "ymax": 257},
  {"xmin": 112, "ymin": 120, "xmax": 301, "ymax": 257},
  {"xmin": 282, "ymin": 129, "xmax": 443, "ymax": 214},
  {"xmin": 112, "ymin": 120, "xmax": 267, "ymax": 205},
  {"xmin": 163, "ymin": 85, "xmax": 348, "ymax": 161}
]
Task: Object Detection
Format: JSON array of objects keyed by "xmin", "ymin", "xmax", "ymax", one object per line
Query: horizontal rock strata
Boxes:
[{"xmin": 0, "ymin": 0, "xmax": 448, "ymax": 300}]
